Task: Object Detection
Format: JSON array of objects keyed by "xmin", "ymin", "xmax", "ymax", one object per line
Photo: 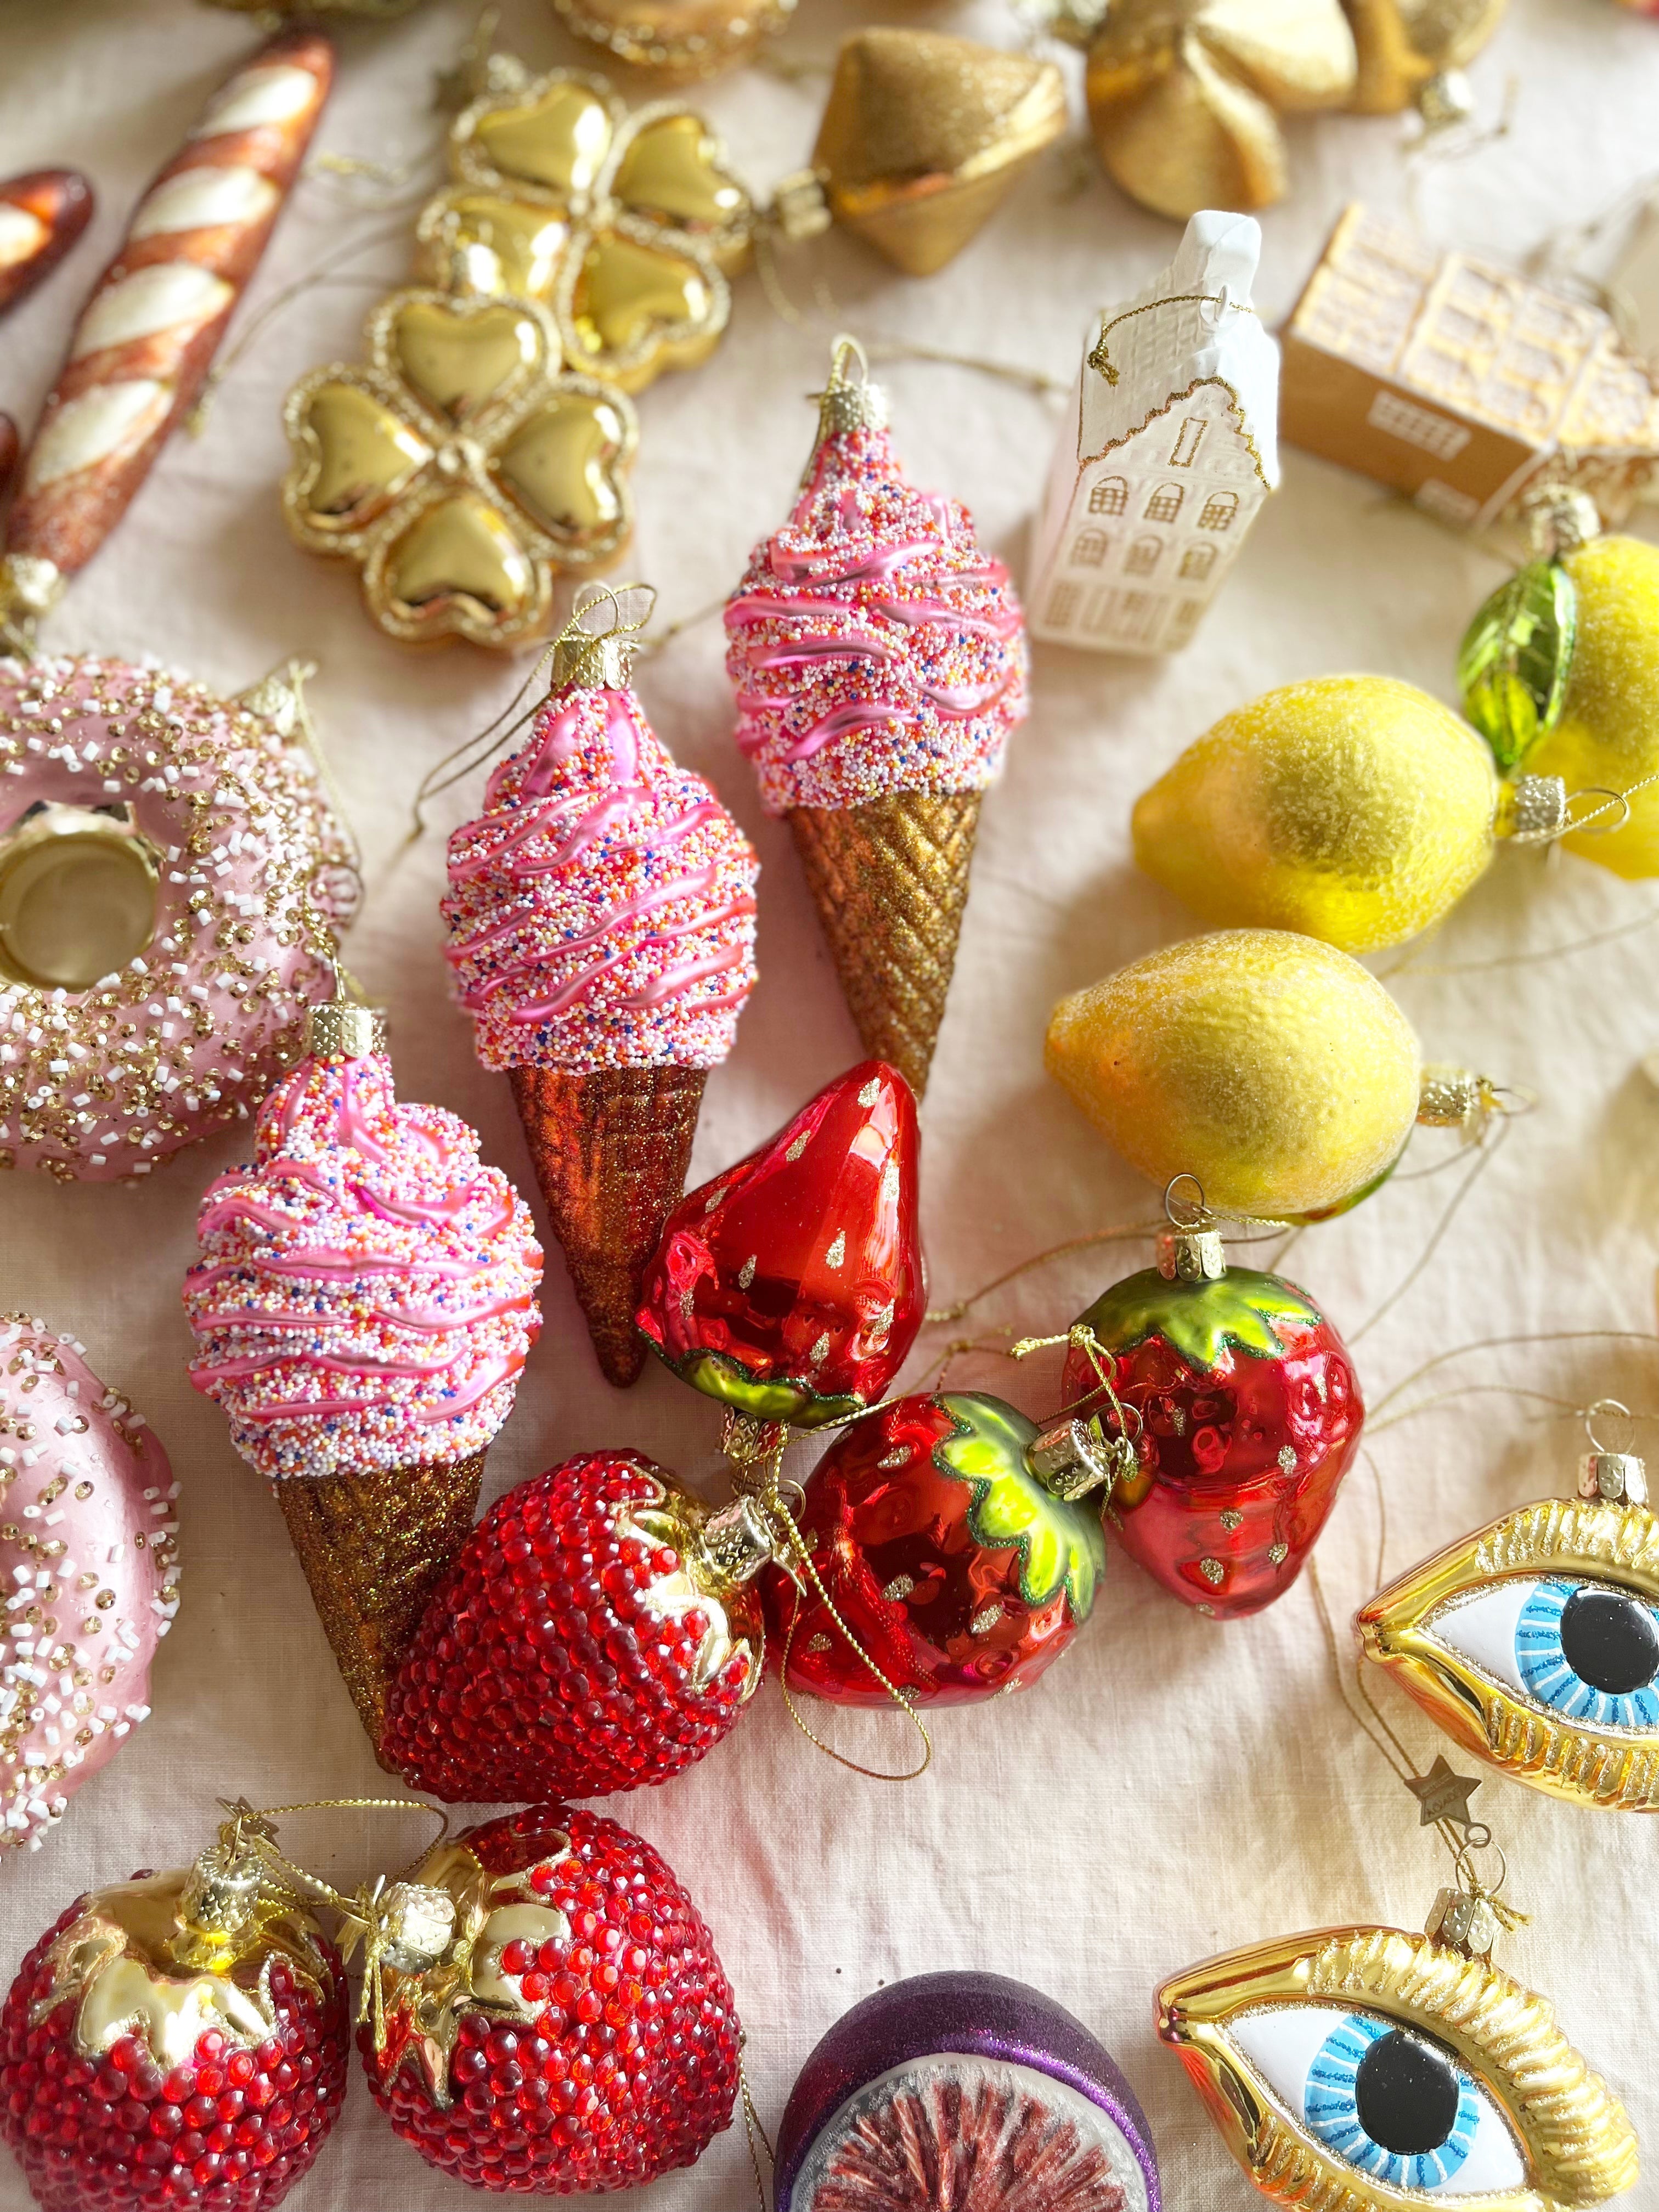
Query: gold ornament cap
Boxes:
[
  {"xmin": 1497, "ymin": 773, "xmax": 1569, "ymax": 844},
  {"xmin": 1522, "ymin": 484, "xmax": 1602, "ymax": 558},
  {"xmin": 810, "ymin": 336, "xmax": 888, "ymax": 448},
  {"xmin": 1156, "ymin": 1226, "xmax": 1226, "ymax": 1282},
  {"xmin": 696, "ymin": 1495, "xmax": 778, "ymax": 1587},
  {"xmin": 1024, "ymin": 1414, "xmax": 1136, "ymax": 1503},
  {"xmin": 1417, "ymin": 1064, "xmax": 1489, "ymax": 1129},
  {"xmin": 1425, "ymin": 1884, "xmax": 1499, "ymax": 1959},
  {"xmin": 306, "ymin": 997, "xmax": 388, "ymax": 1061},
  {"xmin": 371, "ymin": 1881, "xmax": 461, "ymax": 1974}
]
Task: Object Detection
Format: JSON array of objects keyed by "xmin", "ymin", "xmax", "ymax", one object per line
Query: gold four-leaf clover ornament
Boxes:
[
  {"xmin": 416, "ymin": 67, "xmax": 755, "ymax": 396},
  {"xmin": 281, "ymin": 286, "xmax": 637, "ymax": 650}
]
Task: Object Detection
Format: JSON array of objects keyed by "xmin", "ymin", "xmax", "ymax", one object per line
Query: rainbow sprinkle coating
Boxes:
[
  {"xmin": 443, "ymin": 685, "xmax": 759, "ymax": 1073},
  {"xmin": 183, "ymin": 1051, "xmax": 543, "ymax": 1480},
  {"xmin": 724, "ymin": 424, "xmax": 1029, "ymax": 816}
]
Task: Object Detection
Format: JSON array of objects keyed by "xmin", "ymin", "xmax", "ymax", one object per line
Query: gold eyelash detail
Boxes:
[
  {"xmin": 1251, "ymin": 2107, "xmax": 1407, "ymax": 2212},
  {"xmin": 1483, "ymin": 1704, "xmax": 1659, "ymax": 1810},
  {"xmin": 1306, "ymin": 1931, "xmax": 1640, "ymax": 2204},
  {"xmin": 1472, "ymin": 1500, "xmax": 1659, "ymax": 1585}
]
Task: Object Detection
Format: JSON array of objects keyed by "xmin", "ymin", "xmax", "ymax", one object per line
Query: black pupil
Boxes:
[
  {"xmin": 1559, "ymin": 1586, "xmax": 1659, "ymax": 1697},
  {"xmin": 1354, "ymin": 2031, "xmax": 1460, "ymax": 2157}
]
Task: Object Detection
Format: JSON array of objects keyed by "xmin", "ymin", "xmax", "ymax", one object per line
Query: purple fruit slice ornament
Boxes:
[{"xmin": 775, "ymin": 1971, "xmax": 1160, "ymax": 2212}]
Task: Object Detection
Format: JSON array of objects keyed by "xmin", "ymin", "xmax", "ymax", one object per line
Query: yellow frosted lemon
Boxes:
[
  {"xmin": 1045, "ymin": 929, "xmax": 1422, "ymax": 1220},
  {"xmin": 1132, "ymin": 675, "xmax": 1498, "ymax": 953},
  {"xmin": 1527, "ymin": 535, "xmax": 1659, "ymax": 879}
]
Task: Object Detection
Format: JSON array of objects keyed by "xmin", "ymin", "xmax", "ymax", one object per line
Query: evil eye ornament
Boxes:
[
  {"xmin": 1158, "ymin": 1926, "xmax": 1639, "ymax": 2212},
  {"xmin": 1359, "ymin": 1488, "xmax": 1659, "ymax": 1812}
]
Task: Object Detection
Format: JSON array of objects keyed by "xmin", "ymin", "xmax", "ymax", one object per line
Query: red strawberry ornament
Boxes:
[
  {"xmin": 0, "ymin": 1813, "xmax": 349, "ymax": 2212},
  {"xmin": 765, "ymin": 1391, "xmax": 1106, "ymax": 1706},
  {"xmin": 1058, "ymin": 1237, "xmax": 1363, "ymax": 1618},
  {"xmin": 359, "ymin": 1802, "xmax": 739, "ymax": 2195},
  {"xmin": 635, "ymin": 1059, "xmax": 924, "ymax": 1428},
  {"xmin": 381, "ymin": 1451, "xmax": 770, "ymax": 1803}
]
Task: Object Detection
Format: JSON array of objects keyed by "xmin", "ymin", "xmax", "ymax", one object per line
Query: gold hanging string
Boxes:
[
  {"xmin": 1375, "ymin": 899, "xmax": 1659, "ymax": 984},
  {"xmin": 738, "ymin": 2045, "xmax": 775, "ymax": 2212},
  {"xmin": 1008, "ymin": 1321, "xmax": 1142, "ymax": 1443},
  {"xmin": 1087, "ymin": 293, "xmax": 1259, "ymax": 386},
  {"xmin": 923, "ymin": 1221, "xmax": 1163, "ymax": 1325},
  {"xmin": 408, "ymin": 582, "xmax": 653, "ymax": 833},
  {"xmin": 720, "ymin": 1413, "xmax": 932, "ymax": 1781},
  {"xmin": 1346, "ymin": 1113, "xmax": 1512, "ymax": 1347},
  {"xmin": 1362, "ymin": 1327, "xmax": 1659, "ymax": 1431},
  {"xmin": 253, "ymin": 657, "xmax": 365, "ymax": 889}
]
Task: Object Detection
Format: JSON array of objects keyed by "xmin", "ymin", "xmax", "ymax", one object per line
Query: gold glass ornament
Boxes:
[
  {"xmin": 1081, "ymin": 0, "xmax": 1358, "ymax": 221},
  {"xmin": 1160, "ymin": 1918, "xmax": 1639, "ymax": 2210},
  {"xmin": 418, "ymin": 67, "xmax": 754, "ymax": 394},
  {"xmin": 545, "ymin": 0, "xmax": 798, "ymax": 84},
  {"xmin": 1361, "ymin": 1409, "xmax": 1659, "ymax": 1813},
  {"xmin": 814, "ymin": 29, "xmax": 1068, "ymax": 277},
  {"xmin": 1341, "ymin": 0, "xmax": 1508, "ymax": 114},
  {"xmin": 283, "ymin": 287, "xmax": 637, "ymax": 649}
]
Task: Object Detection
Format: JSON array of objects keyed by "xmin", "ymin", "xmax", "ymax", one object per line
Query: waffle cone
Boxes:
[
  {"xmin": 788, "ymin": 789, "xmax": 982, "ymax": 1097},
  {"xmin": 510, "ymin": 1062, "xmax": 707, "ymax": 1388},
  {"xmin": 277, "ymin": 1452, "xmax": 484, "ymax": 1756}
]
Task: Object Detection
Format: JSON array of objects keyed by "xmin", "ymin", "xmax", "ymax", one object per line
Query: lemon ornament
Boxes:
[
  {"xmin": 1463, "ymin": 495, "xmax": 1659, "ymax": 881},
  {"xmin": 1132, "ymin": 676, "xmax": 1499, "ymax": 953},
  {"xmin": 1045, "ymin": 930, "xmax": 1495, "ymax": 1221}
]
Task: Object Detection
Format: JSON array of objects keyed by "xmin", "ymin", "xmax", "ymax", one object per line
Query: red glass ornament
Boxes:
[
  {"xmin": 0, "ymin": 1844, "xmax": 349, "ymax": 2212},
  {"xmin": 363, "ymin": 1803, "xmax": 740, "ymax": 2196},
  {"xmin": 636, "ymin": 1059, "xmax": 924, "ymax": 1426},
  {"xmin": 382, "ymin": 1451, "xmax": 765, "ymax": 1803},
  {"xmin": 763, "ymin": 1391, "xmax": 1106, "ymax": 1706},
  {"xmin": 1061, "ymin": 1261, "xmax": 1363, "ymax": 1618}
]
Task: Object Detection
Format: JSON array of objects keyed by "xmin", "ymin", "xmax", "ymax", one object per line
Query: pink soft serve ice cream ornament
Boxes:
[
  {"xmin": 182, "ymin": 991, "xmax": 542, "ymax": 1750},
  {"xmin": 443, "ymin": 587, "xmax": 759, "ymax": 1390},
  {"xmin": 724, "ymin": 334, "xmax": 1028, "ymax": 1096},
  {"xmin": 0, "ymin": 1317, "xmax": 179, "ymax": 1850}
]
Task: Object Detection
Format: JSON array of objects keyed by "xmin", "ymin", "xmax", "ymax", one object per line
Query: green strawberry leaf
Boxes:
[
  {"xmin": 1456, "ymin": 557, "xmax": 1577, "ymax": 774},
  {"xmin": 934, "ymin": 1393, "xmax": 1105, "ymax": 1621},
  {"xmin": 1075, "ymin": 1266, "xmax": 1323, "ymax": 1374}
]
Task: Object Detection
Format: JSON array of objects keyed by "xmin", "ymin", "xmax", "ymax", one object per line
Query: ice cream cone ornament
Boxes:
[
  {"xmin": 725, "ymin": 335, "xmax": 1029, "ymax": 1096},
  {"xmin": 183, "ymin": 972, "xmax": 544, "ymax": 1748},
  {"xmin": 441, "ymin": 581, "xmax": 759, "ymax": 1388}
]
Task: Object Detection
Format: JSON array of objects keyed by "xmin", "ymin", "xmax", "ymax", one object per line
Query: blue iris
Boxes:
[
  {"xmin": 1306, "ymin": 2015, "xmax": 1477, "ymax": 2191},
  {"xmin": 1516, "ymin": 1578, "xmax": 1659, "ymax": 1729}
]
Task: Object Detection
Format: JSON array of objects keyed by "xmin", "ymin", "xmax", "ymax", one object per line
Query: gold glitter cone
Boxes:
[
  {"xmin": 510, "ymin": 1063, "xmax": 707, "ymax": 1389},
  {"xmin": 788, "ymin": 790, "xmax": 980, "ymax": 1098},
  {"xmin": 277, "ymin": 1453, "xmax": 485, "ymax": 1755}
]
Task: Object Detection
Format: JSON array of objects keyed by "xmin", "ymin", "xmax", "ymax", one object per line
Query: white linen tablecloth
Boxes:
[{"xmin": 2, "ymin": 0, "xmax": 1658, "ymax": 2204}]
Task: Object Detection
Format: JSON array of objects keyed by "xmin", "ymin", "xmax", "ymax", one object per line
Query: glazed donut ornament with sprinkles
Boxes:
[
  {"xmin": 439, "ymin": 584, "xmax": 758, "ymax": 1389},
  {"xmin": 724, "ymin": 334, "xmax": 1029, "ymax": 1097},
  {"xmin": 1361, "ymin": 1398, "xmax": 1659, "ymax": 1812},
  {"xmin": 0, "ymin": 1317, "xmax": 180, "ymax": 1852},
  {"xmin": 183, "ymin": 981, "xmax": 543, "ymax": 1751},
  {"xmin": 0, "ymin": 1799, "xmax": 352, "ymax": 2212},
  {"xmin": 0, "ymin": 33, "xmax": 358, "ymax": 1187}
]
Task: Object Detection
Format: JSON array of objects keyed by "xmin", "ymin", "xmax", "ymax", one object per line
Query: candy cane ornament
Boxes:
[{"xmin": 1, "ymin": 29, "xmax": 332, "ymax": 636}]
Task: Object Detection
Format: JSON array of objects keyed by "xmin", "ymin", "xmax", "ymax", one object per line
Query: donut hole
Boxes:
[{"xmin": 0, "ymin": 803, "xmax": 161, "ymax": 991}]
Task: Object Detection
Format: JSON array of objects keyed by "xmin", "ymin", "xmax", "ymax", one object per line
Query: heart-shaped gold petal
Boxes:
[
  {"xmin": 421, "ymin": 191, "xmax": 572, "ymax": 303},
  {"xmin": 610, "ymin": 113, "xmax": 752, "ymax": 244},
  {"xmin": 381, "ymin": 490, "xmax": 539, "ymax": 625},
  {"xmin": 291, "ymin": 381, "xmax": 431, "ymax": 532},
  {"xmin": 470, "ymin": 81, "xmax": 616, "ymax": 196},
  {"xmin": 495, "ymin": 393, "xmax": 632, "ymax": 550},
  {"xmin": 389, "ymin": 298, "xmax": 546, "ymax": 426},
  {"xmin": 567, "ymin": 232, "xmax": 716, "ymax": 368}
]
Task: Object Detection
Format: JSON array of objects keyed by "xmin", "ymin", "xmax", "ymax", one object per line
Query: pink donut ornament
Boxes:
[
  {"xmin": 0, "ymin": 1314, "xmax": 180, "ymax": 1851},
  {"xmin": 0, "ymin": 653, "xmax": 357, "ymax": 1182}
]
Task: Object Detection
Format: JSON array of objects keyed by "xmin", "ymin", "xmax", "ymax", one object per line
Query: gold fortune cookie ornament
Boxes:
[
  {"xmin": 283, "ymin": 285, "xmax": 637, "ymax": 649},
  {"xmin": 1045, "ymin": 929, "xmax": 1503, "ymax": 1221},
  {"xmin": 1342, "ymin": 0, "xmax": 1509, "ymax": 117},
  {"xmin": 1360, "ymin": 1405, "xmax": 1659, "ymax": 1813},
  {"xmin": 1082, "ymin": 0, "xmax": 1358, "ymax": 221},
  {"xmin": 812, "ymin": 29, "xmax": 1068, "ymax": 277},
  {"xmin": 545, "ymin": 0, "xmax": 798, "ymax": 83}
]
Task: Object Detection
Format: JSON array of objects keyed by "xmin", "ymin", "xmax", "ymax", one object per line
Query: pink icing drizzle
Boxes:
[
  {"xmin": 723, "ymin": 421, "xmax": 1029, "ymax": 815},
  {"xmin": 182, "ymin": 1052, "xmax": 543, "ymax": 1480},
  {"xmin": 443, "ymin": 685, "xmax": 759, "ymax": 1074}
]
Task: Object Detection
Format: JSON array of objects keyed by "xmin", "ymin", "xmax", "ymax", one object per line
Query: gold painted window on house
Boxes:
[
  {"xmin": 1070, "ymin": 529, "xmax": 1110, "ymax": 568},
  {"xmin": 1198, "ymin": 490, "xmax": 1239, "ymax": 531},
  {"xmin": 1126, "ymin": 536, "xmax": 1162, "ymax": 576},
  {"xmin": 1088, "ymin": 476, "xmax": 1128, "ymax": 516},
  {"xmin": 1180, "ymin": 542, "xmax": 1216, "ymax": 579},
  {"xmin": 1047, "ymin": 582, "xmax": 1081, "ymax": 627},
  {"xmin": 1144, "ymin": 484, "xmax": 1184, "ymax": 523},
  {"xmin": 1168, "ymin": 417, "xmax": 1206, "ymax": 467}
]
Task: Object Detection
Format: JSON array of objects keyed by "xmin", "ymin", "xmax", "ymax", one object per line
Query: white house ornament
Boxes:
[
  {"xmin": 1030, "ymin": 212, "xmax": 1279, "ymax": 657},
  {"xmin": 0, "ymin": 1318, "xmax": 179, "ymax": 1852},
  {"xmin": 1159, "ymin": 1915, "xmax": 1639, "ymax": 2211},
  {"xmin": 1359, "ymin": 1410, "xmax": 1659, "ymax": 1812}
]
